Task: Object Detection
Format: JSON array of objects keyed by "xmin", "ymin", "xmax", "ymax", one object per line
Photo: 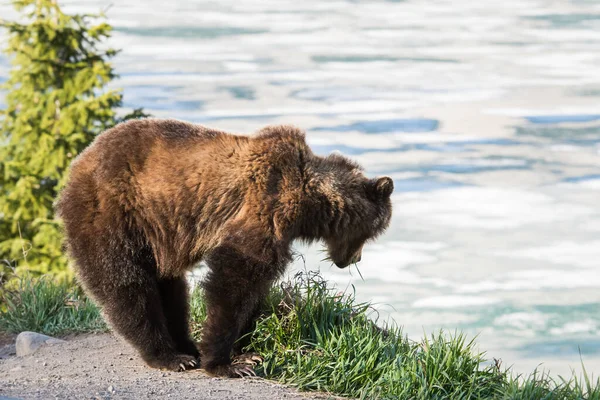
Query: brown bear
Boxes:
[{"xmin": 55, "ymin": 118, "xmax": 393, "ymax": 378}]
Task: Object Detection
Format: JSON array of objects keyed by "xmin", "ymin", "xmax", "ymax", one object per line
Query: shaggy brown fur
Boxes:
[{"xmin": 55, "ymin": 118, "xmax": 393, "ymax": 377}]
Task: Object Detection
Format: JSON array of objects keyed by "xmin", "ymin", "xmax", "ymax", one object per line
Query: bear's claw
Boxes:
[
  {"xmin": 174, "ymin": 356, "xmax": 198, "ymax": 371},
  {"xmin": 232, "ymin": 352, "xmax": 264, "ymax": 366},
  {"xmin": 148, "ymin": 353, "xmax": 199, "ymax": 372},
  {"xmin": 204, "ymin": 362, "xmax": 258, "ymax": 378},
  {"xmin": 232, "ymin": 364, "xmax": 256, "ymax": 378}
]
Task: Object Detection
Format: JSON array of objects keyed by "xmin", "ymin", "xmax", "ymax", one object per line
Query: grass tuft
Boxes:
[
  {"xmin": 0, "ymin": 274, "xmax": 106, "ymax": 335},
  {"xmin": 189, "ymin": 271, "xmax": 599, "ymax": 399}
]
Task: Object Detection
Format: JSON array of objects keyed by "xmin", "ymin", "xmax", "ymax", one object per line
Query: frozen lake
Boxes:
[{"xmin": 1, "ymin": 0, "xmax": 599, "ymax": 378}]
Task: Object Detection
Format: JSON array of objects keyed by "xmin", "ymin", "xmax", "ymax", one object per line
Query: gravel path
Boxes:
[{"xmin": 0, "ymin": 333, "xmax": 336, "ymax": 400}]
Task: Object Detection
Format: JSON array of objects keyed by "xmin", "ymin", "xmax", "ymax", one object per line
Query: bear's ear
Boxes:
[{"xmin": 368, "ymin": 177, "xmax": 394, "ymax": 200}]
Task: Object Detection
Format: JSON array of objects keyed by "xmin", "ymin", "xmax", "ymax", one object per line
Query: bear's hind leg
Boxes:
[
  {"xmin": 158, "ymin": 276, "xmax": 200, "ymax": 358},
  {"xmin": 93, "ymin": 258, "xmax": 198, "ymax": 372}
]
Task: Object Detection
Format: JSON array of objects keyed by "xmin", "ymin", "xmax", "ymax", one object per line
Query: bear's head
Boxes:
[
  {"xmin": 304, "ymin": 153, "xmax": 393, "ymax": 269},
  {"xmin": 260, "ymin": 127, "xmax": 393, "ymax": 267},
  {"xmin": 325, "ymin": 176, "xmax": 393, "ymax": 268}
]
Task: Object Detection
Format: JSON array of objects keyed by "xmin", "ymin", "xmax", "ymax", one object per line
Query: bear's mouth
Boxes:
[{"xmin": 333, "ymin": 253, "xmax": 362, "ymax": 269}]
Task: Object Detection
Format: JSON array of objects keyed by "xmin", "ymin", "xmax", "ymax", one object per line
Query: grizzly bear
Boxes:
[{"xmin": 55, "ymin": 118, "xmax": 393, "ymax": 378}]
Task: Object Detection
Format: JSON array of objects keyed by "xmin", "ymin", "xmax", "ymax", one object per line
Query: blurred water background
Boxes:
[{"xmin": 1, "ymin": 0, "xmax": 599, "ymax": 378}]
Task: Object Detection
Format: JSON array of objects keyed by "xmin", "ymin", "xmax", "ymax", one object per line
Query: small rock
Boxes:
[
  {"xmin": 107, "ymin": 385, "xmax": 115, "ymax": 393},
  {"xmin": 16, "ymin": 332, "xmax": 65, "ymax": 357}
]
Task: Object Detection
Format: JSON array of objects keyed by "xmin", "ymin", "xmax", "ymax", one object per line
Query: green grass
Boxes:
[
  {"xmin": 1, "ymin": 271, "xmax": 598, "ymax": 399},
  {"xmin": 0, "ymin": 274, "xmax": 106, "ymax": 335}
]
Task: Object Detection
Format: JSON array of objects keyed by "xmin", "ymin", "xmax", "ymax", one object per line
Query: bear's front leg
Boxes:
[{"xmin": 200, "ymin": 247, "xmax": 277, "ymax": 378}]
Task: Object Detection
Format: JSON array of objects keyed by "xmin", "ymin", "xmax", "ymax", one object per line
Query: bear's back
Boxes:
[{"xmin": 71, "ymin": 118, "xmax": 230, "ymax": 184}]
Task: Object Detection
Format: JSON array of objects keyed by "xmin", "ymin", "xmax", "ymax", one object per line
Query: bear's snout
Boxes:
[{"xmin": 334, "ymin": 248, "xmax": 363, "ymax": 269}]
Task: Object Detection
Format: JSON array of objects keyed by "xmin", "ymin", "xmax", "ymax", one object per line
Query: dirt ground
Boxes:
[{"xmin": 0, "ymin": 333, "xmax": 337, "ymax": 400}]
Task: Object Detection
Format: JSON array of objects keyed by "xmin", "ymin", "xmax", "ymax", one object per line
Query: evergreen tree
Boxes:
[{"xmin": 0, "ymin": 0, "xmax": 145, "ymax": 277}]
